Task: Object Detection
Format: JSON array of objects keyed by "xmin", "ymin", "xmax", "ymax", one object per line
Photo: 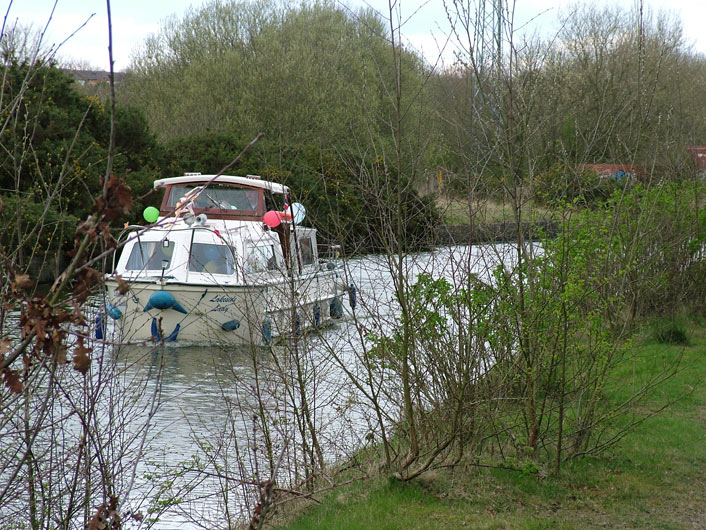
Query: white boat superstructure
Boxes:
[{"xmin": 102, "ymin": 173, "xmax": 353, "ymax": 344}]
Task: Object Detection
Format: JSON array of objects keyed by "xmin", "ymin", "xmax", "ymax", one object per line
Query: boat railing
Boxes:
[
  {"xmin": 318, "ymin": 244, "xmax": 341, "ymax": 261},
  {"xmin": 317, "ymin": 244, "xmax": 345, "ymax": 271}
]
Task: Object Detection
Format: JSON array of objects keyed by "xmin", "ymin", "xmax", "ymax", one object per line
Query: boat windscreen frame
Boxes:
[
  {"xmin": 159, "ymin": 183, "xmax": 265, "ymax": 221},
  {"xmin": 184, "ymin": 228, "xmax": 241, "ymax": 282}
]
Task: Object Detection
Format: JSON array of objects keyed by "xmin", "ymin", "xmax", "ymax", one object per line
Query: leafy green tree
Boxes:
[
  {"xmin": 0, "ymin": 59, "xmax": 159, "ymax": 278},
  {"xmin": 122, "ymin": 1, "xmax": 433, "ymax": 159},
  {"xmin": 438, "ymin": 2, "xmax": 706, "ymax": 189}
]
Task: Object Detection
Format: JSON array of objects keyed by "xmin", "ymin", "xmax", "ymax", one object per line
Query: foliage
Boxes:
[
  {"xmin": 365, "ymin": 179, "xmax": 705, "ymax": 477},
  {"xmin": 0, "ymin": 165, "xmax": 143, "ymax": 529},
  {"xmin": 367, "ymin": 271, "xmax": 503, "ymax": 464},
  {"xmin": 562, "ymin": 181, "xmax": 706, "ymax": 324},
  {"xmin": 0, "ymin": 19, "xmax": 167, "ymax": 526},
  {"xmin": 651, "ymin": 317, "xmax": 690, "ymax": 345},
  {"xmin": 532, "ymin": 165, "xmax": 620, "ymax": 206},
  {"xmin": 0, "ymin": 196, "xmax": 79, "ymax": 260},
  {"xmin": 437, "ymin": 3, "xmax": 706, "ymax": 185},
  {"xmin": 282, "ymin": 314, "xmax": 706, "ymax": 530},
  {"xmin": 0, "ymin": 59, "xmax": 159, "ymax": 278},
  {"xmin": 122, "ymin": 0, "xmax": 429, "ymax": 152},
  {"xmin": 162, "ymin": 130, "xmax": 258, "ymax": 175},
  {"xmin": 6, "ymin": 1, "xmax": 706, "ymax": 527}
]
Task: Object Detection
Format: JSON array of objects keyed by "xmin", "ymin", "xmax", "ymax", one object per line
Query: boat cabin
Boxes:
[{"xmin": 115, "ymin": 174, "xmax": 320, "ymax": 285}]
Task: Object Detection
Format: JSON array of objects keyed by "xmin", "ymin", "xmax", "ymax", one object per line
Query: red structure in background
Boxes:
[
  {"xmin": 687, "ymin": 146, "xmax": 706, "ymax": 172},
  {"xmin": 581, "ymin": 146, "xmax": 706, "ymax": 180},
  {"xmin": 579, "ymin": 163, "xmax": 641, "ymax": 182}
]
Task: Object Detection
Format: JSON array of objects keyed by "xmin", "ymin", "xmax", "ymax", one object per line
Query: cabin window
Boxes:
[
  {"xmin": 189, "ymin": 243, "xmax": 235, "ymax": 275},
  {"xmin": 299, "ymin": 236, "xmax": 315, "ymax": 266},
  {"xmin": 246, "ymin": 244, "xmax": 278, "ymax": 273},
  {"xmin": 126, "ymin": 241, "xmax": 175, "ymax": 271},
  {"xmin": 167, "ymin": 185, "xmax": 259, "ymax": 211}
]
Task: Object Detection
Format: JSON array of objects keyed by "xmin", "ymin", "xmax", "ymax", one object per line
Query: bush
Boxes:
[
  {"xmin": 549, "ymin": 180, "xmax": 706, "ymax": 327},
  {"xmin": 652, "ymin": 318, "xmax": 690, "ymax": 345},
  {"xmin": 533, "ymin": 165, "xmax": 619, "ymax": 206}
]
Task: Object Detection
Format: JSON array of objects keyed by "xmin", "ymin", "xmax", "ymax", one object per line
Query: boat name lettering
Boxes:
[
  {"xmin": 209, "ymin": 295, "xmax": 237, "ymax": 303},
  {"xmin": 211, "ymin": 305, "xmax": 230, "ymax": 313}
]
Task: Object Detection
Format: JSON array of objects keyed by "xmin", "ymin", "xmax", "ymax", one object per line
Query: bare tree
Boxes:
[{"xmin": 0, "ymin": 4, "xmax": 169, "ymax": 529}]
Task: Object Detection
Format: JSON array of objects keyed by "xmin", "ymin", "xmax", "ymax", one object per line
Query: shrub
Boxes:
[
  {"xmin": 652, "ymin": 318, "xmax": 690, "ymax": 345},
  {"xmin": 533, "ymin": 165, "xmax": 619, "ymax": 206}
]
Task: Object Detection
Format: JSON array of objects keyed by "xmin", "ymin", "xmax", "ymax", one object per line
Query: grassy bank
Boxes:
[
  {"xmin": 277, "ymin": 319, "xmax": 706, "ymax": 529},
  {"xmin": 437, "ymin": 197, "xmax": 551, "ymax": 225}
]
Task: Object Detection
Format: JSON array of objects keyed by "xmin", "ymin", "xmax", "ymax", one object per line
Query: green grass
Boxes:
[
  {"xmin": 438, "ymin": 196, "xmax": 552, "ymax": 225},
  {"xmin": 276, "ymin": 319, "xmax": 706, "ymax": 529}
]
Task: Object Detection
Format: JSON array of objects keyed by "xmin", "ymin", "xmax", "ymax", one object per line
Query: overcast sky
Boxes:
[{"xmin": 8, "ymin": 0, "xmax": 706, "ymax": 71}]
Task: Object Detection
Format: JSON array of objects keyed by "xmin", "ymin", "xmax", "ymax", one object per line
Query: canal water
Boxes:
[
  {"xmin": 0, "ymin": 243, "xmax": 524, "ymax": 529},
  {"xmin": 115, "ymin": 243, "xmax": 522, "ymax": 528}
]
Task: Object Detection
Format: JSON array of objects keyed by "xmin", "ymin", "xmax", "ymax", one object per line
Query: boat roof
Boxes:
[{"xmin": 153, "ymin": 174, "xmax": 290, "ymax": 194}]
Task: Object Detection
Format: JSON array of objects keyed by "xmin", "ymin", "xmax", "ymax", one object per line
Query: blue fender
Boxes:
[
  {"xmin": 96, "ymin": 303, "xmax": 124, "ymax": 339},
  {"xmin": 150, "ymin": 318, "xmax": 160, "ymax": 341},
  {"xmin": 144, "ymin": 291, "xmax": 188, "ymax": 314},
  {"xmin": 313, "ymin": 304, "xmax": 321, "ymax": 328},
  {"xmin": 151, "ymin": 318, "xmax": 181, "ymax": 342},
  {"xmin": 348, "ymin": 284, "xmax": 357, "ymax": 309},
  {"xmin": 165, "ymin": 324, "xmax": 181, "ymax": 342},
  {"xmin": 221, "ymin": 319, "xmax": 241, "ymax": 331},
  {"xmin": 107, "ymin": 304, "xmax": 123, "ymax": 320},
  {"xmin": 330, "ymin": 296, "xmax": 343, "ymax": 319},
  {"xmin": 95, "ymin": 312, "xmax": 106, "ymax": 340},
  {"xmin": 262, "ymin": 316, "xmax": 272, "ymax": 344}
]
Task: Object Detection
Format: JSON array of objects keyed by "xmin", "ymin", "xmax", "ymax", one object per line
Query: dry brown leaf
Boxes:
[
  {"xmin": 55, "ymin": 344, "xmax": 67, "ymax": 365},
  {"xmin": 95, "ymin": 174, "xmax": 134, "ymax": 222},
  {"xmin": 73, "ymin": 267, "xmax": 102, "ymax": 304},
  {"xmin": 100, "ymin": 223, "xmax": 118, "ymax": 248},
  {"xmin": 2, "ymin": 368, "xmax": 23, "ymax": 393},
  {"xmin": 115, "ymin": 275, "xmax": 130, "ymax": 295},
  {"xmin": 87, "ymin": 505, "xmax": 107, "ymax": 530},
  {"xmin": 12, "ymin": 274, "xmax": 33, "ymax": 291},
  {"xmin": 73, "ymin": 339, "xmax": 92, "ymax": 374}
]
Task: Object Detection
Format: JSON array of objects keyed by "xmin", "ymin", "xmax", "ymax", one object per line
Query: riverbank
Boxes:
[
  {"xmin": 437, "ymin": 220, "xmax": 559, "ymax": 245},
  {"xmin": 276, "ymin": 317, "xmax": 706, "ymax": 529},
  {"xmin": 436, "ymin": 196, "xmax": 559, "ymax": 245}
]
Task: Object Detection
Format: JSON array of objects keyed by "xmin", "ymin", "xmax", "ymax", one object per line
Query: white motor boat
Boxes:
[{"xmin": 101, "ymin": 173, "xmax": 353, "ymax": 344}]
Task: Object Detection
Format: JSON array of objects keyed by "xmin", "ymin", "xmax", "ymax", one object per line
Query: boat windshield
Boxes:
[
  {"xmin": 126, "ymin": 241, "xmax": 175, "ymax": 271},
  {"xmin": 245, "ymin": 244, "xmax": 278, "ymax": 273},
  {"xmin": 189, "ymin": 243, "xmax": 235, "ymax": 275},
  {"xmin": 167, "ymin": 185, "xmax": 259, "ymax": 212}
]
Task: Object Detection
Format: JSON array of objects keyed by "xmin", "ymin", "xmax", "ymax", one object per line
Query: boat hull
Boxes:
[{"xmin": 103, "ymin": 270, "xmax": 347, "ymax": 345}]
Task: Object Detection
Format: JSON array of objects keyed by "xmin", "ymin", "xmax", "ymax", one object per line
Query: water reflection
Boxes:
[{"xmin": 116, "ymin": 343, "xmax": 266, "ymax": 528}]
